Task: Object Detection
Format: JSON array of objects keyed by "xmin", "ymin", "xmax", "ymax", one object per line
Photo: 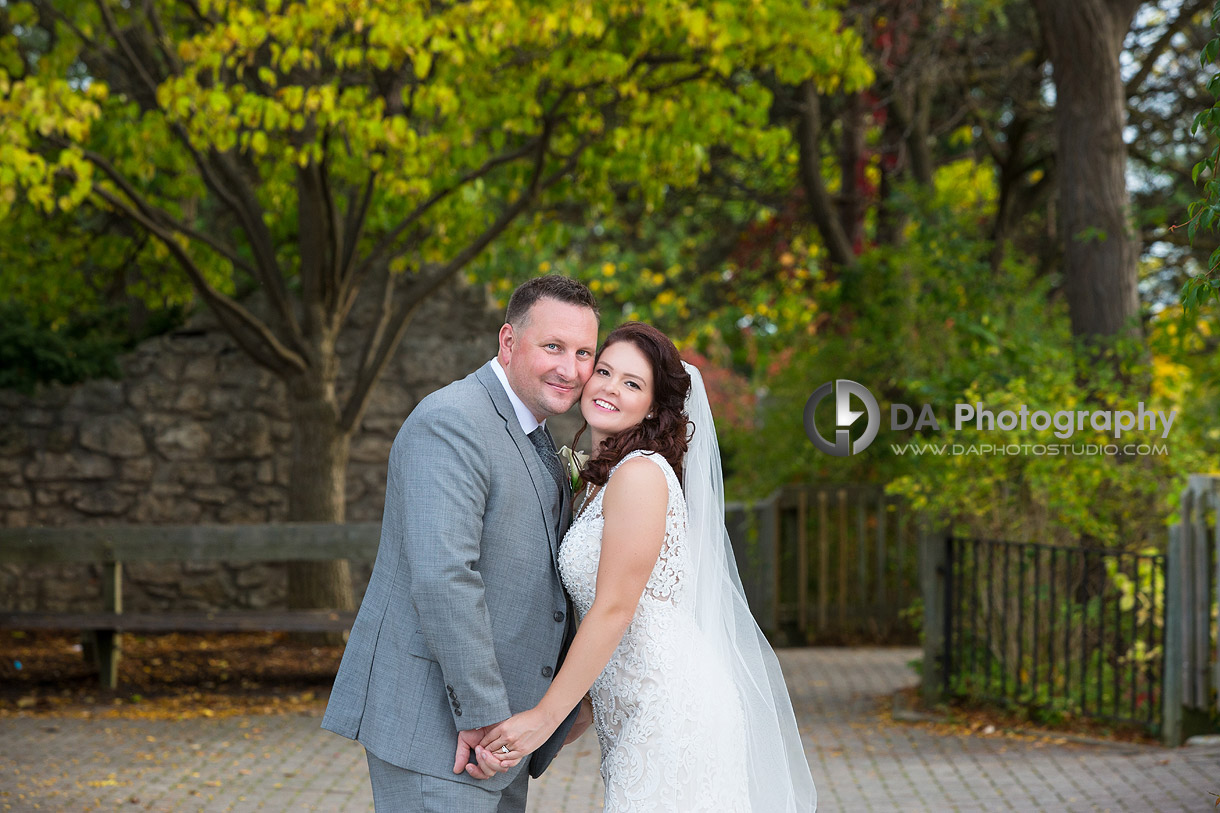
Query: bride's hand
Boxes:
[{"xmin": 477, "ymin": 706, "xmax": 560, "ymax": 768}]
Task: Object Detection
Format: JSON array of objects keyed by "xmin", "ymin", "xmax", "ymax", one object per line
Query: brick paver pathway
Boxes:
[{"xmin": 2, "ymin": 648, "xmax": 1216, "ymax": 812}]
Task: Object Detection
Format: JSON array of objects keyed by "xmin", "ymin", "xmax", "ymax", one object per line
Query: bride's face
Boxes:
[{"xmin": 581, "ymin": 341, "xmax": 654, "ymax": 440}]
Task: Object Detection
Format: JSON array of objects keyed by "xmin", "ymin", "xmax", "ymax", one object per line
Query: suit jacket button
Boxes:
[
  {"xmin": 541, "ymin": 666, "xmax": 554, "ymax": 678},
  {"xmin": 454, "ymin": 709, "xmax": 462, "ymax": 717},
  {"xmin": 553, "ymin": 611, "xmax": 565, "ymax": 622},
  {"xmin": 446, "ymin": 684, "xmax": 454, "ymax": 691}
]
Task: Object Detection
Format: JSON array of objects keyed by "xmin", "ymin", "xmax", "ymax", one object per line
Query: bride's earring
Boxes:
[{"xmin": 646, "ymin": 413, "xmax": 654, "ymax": 419}]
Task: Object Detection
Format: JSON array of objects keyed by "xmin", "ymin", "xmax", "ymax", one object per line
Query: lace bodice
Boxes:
[
  {"xmin": 561, "ymin": 450, "xmax": 689, "ymax": 617},
  {"xmin": 558, "ymin": 450, "xmax": 748, "ymax": 812}
]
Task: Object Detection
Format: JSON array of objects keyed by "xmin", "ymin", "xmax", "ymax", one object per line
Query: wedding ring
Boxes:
[{"xmin": 499, "ymin": 745, "xmax": 510, "ymax": 754}]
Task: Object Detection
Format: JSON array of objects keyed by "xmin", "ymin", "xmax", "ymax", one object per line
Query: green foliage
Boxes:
[
  {"xmin": 1146, "ymin": 310, "xmax": 1220, "ymax": 488},
  {"xmin": 0, "ymin": 302, "xmax": 183, "ymax": 393},
  {"xmin": 0, "ymin": 0, "xmax": 872, "ymax": 307},
  {"xmin": 0, "ymin": 305, "xmax": 118, "ymax": 394},
  {"xmin": 0, "ymin": 200, "xmax": 192, "ymax": 307},
  {"xmin": 0, "ymin": 0, "xmax": 873, "ymax": 430},
  {"xmin": 727, "ymin": 161, "xmax": 1215, "ymax": 547},
  {"xmin": 1183, "ymin": 0, "xmax": 1220, "ymax": 313},
  {"xmin": 0, "ymin": 196, "xmax": 192, "ymax": 388},
  {"xmin": 947, "ymin": 644, "xmax": 1159, "ymax": 731},
  {"xmin": 473, "ymin": 192, "xmax": 777, "ymax": 343}
]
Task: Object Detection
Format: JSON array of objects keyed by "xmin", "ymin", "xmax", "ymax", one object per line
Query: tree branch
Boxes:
[
  {"xmin": 350, "ymin": 138, "xmax": 543, "ymax": 282},
  {"xmin": 342, "ymin": 260, "xmax": 398, "ymax": 423},
  {"xmin": 340, "ymin": 133, "xmax": 590, "ymax": 431},
  {"xmin": 53, "ymin": 139, "xmax": 260, "ymax": 279},
  {"xmin": 95, "ymin": 0, "xmax": 162, "ymax": 96},
  {"xmin": 90, "ymin": 0, "xmax": 305, "ymax": 354},
  {"xmin": 318, "ymin": 145, "xmax": 345, "ymax": 319},
  {"xmin": 795, "ymin": 81, "xmax": 855, "ymax": 268},
  {"xmin": 296, "ymin": 161, "xmax": 328, "ymax": 344},
  {"xmin": 91, "ymin": 185, "xmax": 307, "ymax": 375},
  {"xmin": 195, "ymin": 147, "xmax": 304, "ymax": 345},
  {"xmin": 1125, "ymin": 0, "xmax": 1209, "ymax": 97},
  {"xmin": 31, "ymin": 0, "xmax": 101, "ymax": 51},
  {"xmin": 335, "ymin": 173, "xmax": 377, "ymax": 319},
  {"xmin": 141, "ymin": 0, "xmax": 183, "ymax": 75},
  {"xmin": 174, "ymin": 0, "xmax": 213, "ymax": 25},
  {"xmin": 1128, "ymin": 146, "xmax": 1200, "ymax": 188}
]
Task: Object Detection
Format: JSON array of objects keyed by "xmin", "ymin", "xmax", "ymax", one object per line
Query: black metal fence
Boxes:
[{"xmin": 942, "ymin": 536, "xmax": 1166, "ymax": 734}]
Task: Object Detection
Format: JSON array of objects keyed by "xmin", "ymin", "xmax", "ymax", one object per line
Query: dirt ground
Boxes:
[
  {"xmin": 0, "ymin": 630, "xmax": 342, "ymax": 720},
  {"xmin": 0, "ymin": 629, "xmax": 1166, "ymax": 746}
]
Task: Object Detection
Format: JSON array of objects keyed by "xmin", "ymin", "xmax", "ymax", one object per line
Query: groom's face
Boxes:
[{"xmin": 499, "ymin": 297, "xmax": 599, "ymax": 420}]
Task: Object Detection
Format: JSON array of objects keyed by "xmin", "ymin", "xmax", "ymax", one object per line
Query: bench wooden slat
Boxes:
[
  {"xmin": 0, "ymin": 523, "xmax": 382, "ymax": 564},
  {"xmin": 0, "ymin": 523, "xmax": 374, "ymax": 687},
  {"xmin": 0, "ymin": 610, "xmax": 357, "ymax": 633}
]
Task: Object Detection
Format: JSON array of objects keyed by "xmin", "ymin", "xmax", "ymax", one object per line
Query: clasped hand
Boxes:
[{"xmin": 454, "ymin": 699, "xmax": 592, "ymax": 780}]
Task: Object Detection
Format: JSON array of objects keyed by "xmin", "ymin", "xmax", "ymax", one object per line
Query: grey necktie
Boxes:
[{"xmin": 528, "ymin": 426, "xmax": 565, "ymax": 497}]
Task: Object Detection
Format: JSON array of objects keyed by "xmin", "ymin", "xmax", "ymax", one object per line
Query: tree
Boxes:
[
  {"xmin": 1182, "ymin": 0, "xmax": 1220, "ymax": 312},
  {"xmin": 1124, "ymin": 0, "xmax": 1214, "ymax": 280},
  {"xmin": 0, "ymin": 194, "xmax": 193, "ymax": 392},
  {"xmin": 0, "ymin": 0, "xmax": 868, "ymax": 613},
  {"xmin": 1031, "ymin": 0, "xmax": 1144, "ymax": 342}
]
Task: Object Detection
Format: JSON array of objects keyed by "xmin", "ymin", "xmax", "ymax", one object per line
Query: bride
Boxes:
[{"xmin": 474, "ymin": 322, "xmax": 816, "ymax": 812}]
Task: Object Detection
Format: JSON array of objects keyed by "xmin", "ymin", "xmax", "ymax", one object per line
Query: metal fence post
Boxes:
[
  {"xmin": 1163, "ymin": 524, "xmax": 1183, "ymax": 747},
  {"xmin": 920, "ymin": 525, "xmax": 950, "ymax": 705}
]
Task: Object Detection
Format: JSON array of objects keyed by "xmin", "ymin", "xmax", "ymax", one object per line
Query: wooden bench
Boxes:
[{"xmin": 0, "ymin": 523, "xmax": 380, "ymax": 688}]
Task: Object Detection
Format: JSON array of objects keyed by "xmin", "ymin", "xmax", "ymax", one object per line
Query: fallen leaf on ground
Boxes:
[{"xmin": 0, "ymin": 631, "xmax": 341, "ymax": 720}]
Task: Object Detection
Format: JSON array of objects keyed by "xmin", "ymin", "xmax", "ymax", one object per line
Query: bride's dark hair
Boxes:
[{"xmin": 575, "ymin": 322, "xmax": 692, "ymax": 487}]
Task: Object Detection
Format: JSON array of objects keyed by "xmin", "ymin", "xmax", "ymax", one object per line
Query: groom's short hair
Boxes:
[{"xmin": 506, "ymin": 275, "xmax": 599, "ymax": 328}]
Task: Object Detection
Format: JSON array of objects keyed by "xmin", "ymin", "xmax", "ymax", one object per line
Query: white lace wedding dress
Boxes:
[{"xmin": 557, "ymin": 450, "xmax": 751, "ymax": 812}]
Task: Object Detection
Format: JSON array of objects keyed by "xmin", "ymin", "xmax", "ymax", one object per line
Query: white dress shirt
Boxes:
[{"xmin": 489, "ymin": 357, "xmax": 545, "ymax": 435}]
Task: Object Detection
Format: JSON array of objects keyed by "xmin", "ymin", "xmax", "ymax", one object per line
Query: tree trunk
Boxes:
[
  {"xmin": 285, "ymin": 375, "xmax": 354, "ymax": 639},
  {"xmin": 838, "ymin": 91, "xmax": 868, "ymax": 254},
  {"xmin": 1032, "ymin": 0, "xmax": 1142, "ymax": 343}
]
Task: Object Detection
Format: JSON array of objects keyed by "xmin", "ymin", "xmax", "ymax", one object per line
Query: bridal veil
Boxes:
[{"xmin": 681, "ymin": 361, "xmax": 817, "ymax": 812}]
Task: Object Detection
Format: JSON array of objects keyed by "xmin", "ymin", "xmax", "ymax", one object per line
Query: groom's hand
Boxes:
[
  {"xmin": 456, "ymin": 725, "xmax": 515, "ymax": 780},
  {"xmin": 563, "ymin": 697, "xmax": 593, "ymax": 745},
  {"xmin": 454, "ymin": 727, "xmax": 491, "ymax": 778}
]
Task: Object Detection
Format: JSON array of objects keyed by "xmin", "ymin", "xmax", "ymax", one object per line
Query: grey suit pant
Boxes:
[{"xmin": 366, "ymin": 750, "xmax": 529, "ymax": 813}]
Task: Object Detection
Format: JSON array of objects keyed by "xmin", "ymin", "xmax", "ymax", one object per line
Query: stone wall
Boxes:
[{"xmin": 0, "ymin": 280, "xmax": 507, "ymax": 613}]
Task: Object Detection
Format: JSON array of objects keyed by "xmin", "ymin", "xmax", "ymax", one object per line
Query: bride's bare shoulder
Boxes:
[{"xmin": 604, "ymin": 454, "xmax": 669, "ymax": 502}]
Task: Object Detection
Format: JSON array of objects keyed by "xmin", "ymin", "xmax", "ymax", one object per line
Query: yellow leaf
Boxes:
[{"xmin": 413, "ymin": 50, "xmax": 433, "ymax": 77}]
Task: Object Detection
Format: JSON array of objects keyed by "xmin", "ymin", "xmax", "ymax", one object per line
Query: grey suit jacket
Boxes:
[{"xmin": 322, "ymin": 362, "xmax": 578, "ymax": 790}]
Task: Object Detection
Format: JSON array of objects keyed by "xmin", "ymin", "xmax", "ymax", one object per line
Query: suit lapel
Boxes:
[{"xmin": 475, "ymin": 364, "xmax": 562, "ymax": 561}]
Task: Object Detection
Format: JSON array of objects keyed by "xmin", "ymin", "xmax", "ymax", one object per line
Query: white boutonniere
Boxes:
[{"xmin": 558, "ymin": 445, "xmax": 589, "ymax": 493}]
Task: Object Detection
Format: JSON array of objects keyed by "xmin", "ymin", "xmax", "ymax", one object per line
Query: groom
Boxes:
[{"xmin": 322, "ymin": 276, "xmax": 599, "ymax": 812}]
